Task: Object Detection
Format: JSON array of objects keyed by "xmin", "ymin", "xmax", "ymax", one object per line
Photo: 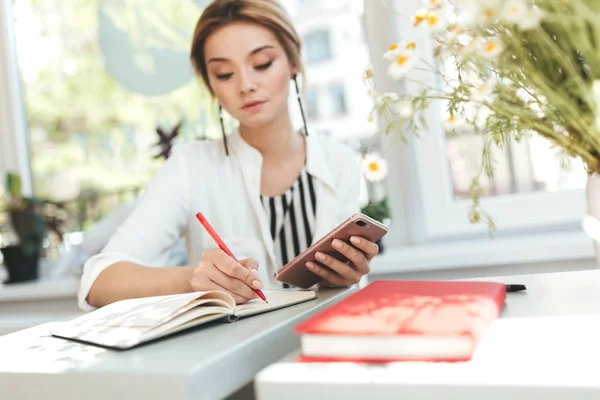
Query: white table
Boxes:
[
  {"xmin": 0, "ymin": 286, "xmax": 355, "ymax": 400},
  {"xmin": 255, "ymin": 270, "xmax": 600, "ymax": 400}
]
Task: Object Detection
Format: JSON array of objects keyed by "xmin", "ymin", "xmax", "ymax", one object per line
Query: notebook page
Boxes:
[
  {"xmin": 51, "ymin": 290, "xmax": 234, "ymax": 348},
  {"xmin": 234, "ymin": 290, "xmax": 316, "ymax": 318}
]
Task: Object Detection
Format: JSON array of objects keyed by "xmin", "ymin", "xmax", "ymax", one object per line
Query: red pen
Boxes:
[{"xmin": 195, "ymin": 212, "xmax": 268, "ymax": 303}]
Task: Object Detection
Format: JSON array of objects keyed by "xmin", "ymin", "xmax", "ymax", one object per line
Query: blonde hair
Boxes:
[{"xmin": 190, "ymin": 0, "xmax": 304, "ymax": 94}]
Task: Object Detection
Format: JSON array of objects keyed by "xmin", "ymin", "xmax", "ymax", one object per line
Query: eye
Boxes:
[
  {"xmin": 255, "ymin": 61, "xmax": 273, "ymax": 71},
  {"xmin": 215, "ymin": 72, "xmax": 233, "ymax": 81}
]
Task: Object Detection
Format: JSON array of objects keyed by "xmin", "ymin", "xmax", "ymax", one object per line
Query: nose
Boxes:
[{"xmin": 237, "ymin": 68, "xmax": 257, "ymax": 95}]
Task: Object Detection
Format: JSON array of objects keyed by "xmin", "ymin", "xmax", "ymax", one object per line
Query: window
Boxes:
[
  {"xmin": 6, "ymin": 0, "xmax": 216, "ymax": 231},
  {"xmin": 2, "ymin": 0, "xmax": 378, "ymax": 235},
  {"xmin": 364, "ymin": 0, "xmax": 588, "ymax": 243},
  {"xmin": 285, "ymin": 1, "xmax": 375, "ymax": 145},
  {"xmin": 446, "ymin": 126, "xmax": 587, "ymax": 200},
  {"xmin": 303, "ymin": 30, "xmax": 332, "ymax": 63},
  {"xmin": 328, "ymin": 83, "xmax": 347, "ymax": 116}
]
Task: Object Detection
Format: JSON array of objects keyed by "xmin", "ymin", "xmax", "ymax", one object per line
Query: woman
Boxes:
[{"xmin": 79, "ymin": 0, "xmax": 380, "ymax": 310}]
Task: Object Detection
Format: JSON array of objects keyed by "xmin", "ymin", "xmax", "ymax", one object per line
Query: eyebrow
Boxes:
[{"xmin": 207, "ymin": 45, "xmax": 275, "ymax": 64}]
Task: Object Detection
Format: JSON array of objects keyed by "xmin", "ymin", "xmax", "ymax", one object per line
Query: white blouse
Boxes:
[{"xmin": 78, "ymin": 130, "xmax": 362, "ymax": 311}]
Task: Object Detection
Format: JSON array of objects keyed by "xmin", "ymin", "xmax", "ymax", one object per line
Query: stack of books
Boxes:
[{"xmin": 294, "ymin": 280, "xmax": 508, "ymax": 363}]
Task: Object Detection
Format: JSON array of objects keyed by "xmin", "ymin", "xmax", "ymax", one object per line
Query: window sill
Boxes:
[
  {"xmin": 0, "ymin": 277, "xmax": 79, "ymax": 303},
  {"xmin": 371, "ymin": 230, "xmax": 596, "ymax": 275}
]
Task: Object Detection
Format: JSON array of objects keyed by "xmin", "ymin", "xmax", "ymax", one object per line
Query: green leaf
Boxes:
[
  {"xmin": 361, "ymin": 198, "xmax": 391, "ymax": 223},
  {"xmin": 6, "ymin": 173, "xmax": 22, "ymax": 200}
]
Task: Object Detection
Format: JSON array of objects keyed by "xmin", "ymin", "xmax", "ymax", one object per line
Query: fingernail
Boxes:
[
  {"xmin": 315, "ymin": 252, "xmax": 326, "ymax": 261},
  {"xmin": 332, "ymin": 239, "xmax": 343, "ymax": 249},
  {"xmin": 250, "ymin": 268, "xmax": 258, "ymax": 276},
  {"xmin": 350, "ymin": 236, "xmax": 361, "ymax": 245},
  {"xmin": 306, "ymin": 262, "xmax": 315, "ymax": 270},
  {"xmin": 252, "ymin": 280, "xmax": 262, "ymax": 289}
]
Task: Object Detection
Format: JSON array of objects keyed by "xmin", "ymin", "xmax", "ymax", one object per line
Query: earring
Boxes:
[
  {"xmin": 294, "ymin": 76, "xmax": 309, "ymax": 137},
  {"xmin": 218, "ymin": 103, "xmax": 229, "ymax": 156}
]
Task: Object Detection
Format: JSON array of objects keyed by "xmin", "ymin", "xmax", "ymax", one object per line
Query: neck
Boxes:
[{"xmin": 239, "ymin": 111, "xmax": 302, "ymax": 162}]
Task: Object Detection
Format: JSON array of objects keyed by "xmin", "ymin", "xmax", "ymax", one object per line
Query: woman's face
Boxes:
[{"xmin": 204, "ymin": 21, "xmax": 297, "ymax": 128}]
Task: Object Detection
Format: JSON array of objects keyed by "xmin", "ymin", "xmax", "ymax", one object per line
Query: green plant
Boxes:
[
  {"xmin": 361, "ymin": 197, "xmax": 391, "ymax": 224},
  {"xmin": 2, "ymin": 173, "xmax": 67, "ymax": 257}
]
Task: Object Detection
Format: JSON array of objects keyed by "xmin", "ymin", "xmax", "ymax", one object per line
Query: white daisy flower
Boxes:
[
  {"xmin": 517, "ymin": 8, "xmax": 544, "ymax": 30},
  {"xmin": 412, "ymin": 9, "xmax": 429, "ymax": 27},
  {"xmin": 425, "ymin": 10, "xmax": 446, "ymax": 32},
  {"xmin": 383, "ymin": 42, "xmax": 417, "ymax": 61},
  {"xmin": 406, "ymin": 41, "xmax": 417, "ymax": 50},
  {"xmin": 383, "ymin": 43, "xmax": 401, "ymax": 61},
  {"xmin": 499, "ymin": 1, "xmax": 544, "ymax": 30},
  {"xmin": 456, "ymin": 0, "xmax": 502, "ymax": 28},
  {"xmin": 413, "ymin": 9, "xmax": 445, "ymax": 32},
  {"xmin": 361, "ymin": 153, "xmax": 389, "ymax": 182},
  {"xmin": 481, "ymin": 38, "xmax": 504, "ymax": 59},
  {"xmin": 469, "ymin": 78, "xmax": 497, "ymax": 103},
  {"xmin": 387, "ymin": 51, "xmax": 415, "ymax": 80},
  {"xmin": 363, "ymin": 63, "xmax": 375, "ymax": 85},
  {"xmin": 427, "ymin": 0, "xmax": 445, "ymax": 9},
  {"xmin": 500, "ymin": 0, "xmax": 528, "ymax": 24},
  {"xmin": 444, "ymin": 114, "xmax": 458, "ymax": 131},
  {"xmin": 375, "ymin": 92, "xmax": 400, "ymax": 106}
]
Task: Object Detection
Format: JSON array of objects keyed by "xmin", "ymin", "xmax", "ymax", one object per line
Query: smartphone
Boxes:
[{"xmin": 273, "ymin": 213, "xmax": 389, "ymax": 289}]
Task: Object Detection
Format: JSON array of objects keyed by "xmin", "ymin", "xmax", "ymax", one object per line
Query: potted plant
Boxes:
[{"xmin": 0, "ymin": 173, "xmax": 67, "ymax": 283}]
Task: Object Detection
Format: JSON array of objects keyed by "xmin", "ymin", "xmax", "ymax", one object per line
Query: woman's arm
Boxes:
[
  {"xmin": 87, "ymin": 253, "xmax": 263, "ymax": 308},
  {"xmin": 78, "ymin": 146, "xmax": 192, "ymax": 310},
  {"xmin": 86, "ymin": 262, "xmax": 193, "ymax": 308}
]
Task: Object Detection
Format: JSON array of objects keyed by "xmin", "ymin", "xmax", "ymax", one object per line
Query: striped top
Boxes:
[{"xmin": 260, "ymin": 167, "xmax": 317, "ymax": 279}]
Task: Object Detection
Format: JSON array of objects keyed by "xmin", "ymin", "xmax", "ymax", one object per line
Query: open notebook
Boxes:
[{"xmin": 51, "ymin": 289, "xmax": 316, "ymax": 350}]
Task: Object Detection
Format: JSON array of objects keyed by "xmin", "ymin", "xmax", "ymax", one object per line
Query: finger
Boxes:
[
  {"xmin": 239, "ymin": 258, "xmax": 263, "ymax": 289},
  {"xmin": 244, "ymin": 268, "xmax": 263, "ymax": 290},
  {"xmin": 331, "ymin": 239, "xmax": 370, "ymax": 275},
  {"xmin": 240, "ymin": 258, "xmax": 259, "ymax": 270},
  {"xmin": 211, "ymin": 250, "xmax": 253, "ymax": 281},
  {"xmin": 306, "ymin": 261, "xmax": 349, "ymax": 287},
  {"xmin": 209, "ymin": 265, "xmax": 257, "ymax": 301},
  {"xmin": 206, "ymin": 278, "xmax": 251, "ymax": 304},
  {"xmin": 349, "ymin": 236, "xmax": 380, "ymax": 261},
  {"xmin": 191, "ymin": 260, "xmax": 254, "ymax": 304},
  {"xmin": 314, "ymin": 251, "xmax": 359, "ymax": 282}
]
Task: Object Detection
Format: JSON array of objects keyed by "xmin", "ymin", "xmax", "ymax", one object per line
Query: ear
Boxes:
[{"xmin": 290, "ymin": 65, "xmax": 299, "ymax": 80}]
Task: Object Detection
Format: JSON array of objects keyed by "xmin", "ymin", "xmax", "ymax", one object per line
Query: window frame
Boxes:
[
  {"xmin": 327, "ymin": 82, "xmax": 347, "ymax": 116},
  {"xmin": 303, "ymin": 29, "xmax": 333, "ymax": 64}
]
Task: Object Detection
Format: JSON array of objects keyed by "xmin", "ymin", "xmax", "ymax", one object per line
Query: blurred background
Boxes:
[
  {"xmin": 0, "ymin": 0, "xmax": 594, "ymax": 337},
  {"xmin": 7, "ymin": 0, "xmax": 586, "ymax": 229},
  {"xmin": 0, "ymin": 0, "xmax": 589, "ymax": 282}
]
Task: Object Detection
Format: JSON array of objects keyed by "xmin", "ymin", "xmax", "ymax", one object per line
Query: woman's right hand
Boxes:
[{"xmin": 188, "ymin": 248, "xmax": 263, "ymax": 304}]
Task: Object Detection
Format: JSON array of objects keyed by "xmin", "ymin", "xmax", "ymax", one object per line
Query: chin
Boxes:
[{"xmin": 238, "ymin": 111, "xmax": 278, "ymax": 129}]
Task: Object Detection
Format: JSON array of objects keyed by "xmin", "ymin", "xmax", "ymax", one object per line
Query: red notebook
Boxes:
[{"xmin": 295, "ymin": 280, "xmax": 506, "ymax": 363}]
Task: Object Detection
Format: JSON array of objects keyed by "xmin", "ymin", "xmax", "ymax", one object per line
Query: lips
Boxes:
[{"xmin": 242, "ymin": 100, "xmax": 265, "ymax": 109}]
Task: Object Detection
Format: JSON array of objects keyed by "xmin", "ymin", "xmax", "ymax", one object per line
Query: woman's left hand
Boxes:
[{"xmin": 305, "ymin": 236, "xmax": 379, "ymax": 288}]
